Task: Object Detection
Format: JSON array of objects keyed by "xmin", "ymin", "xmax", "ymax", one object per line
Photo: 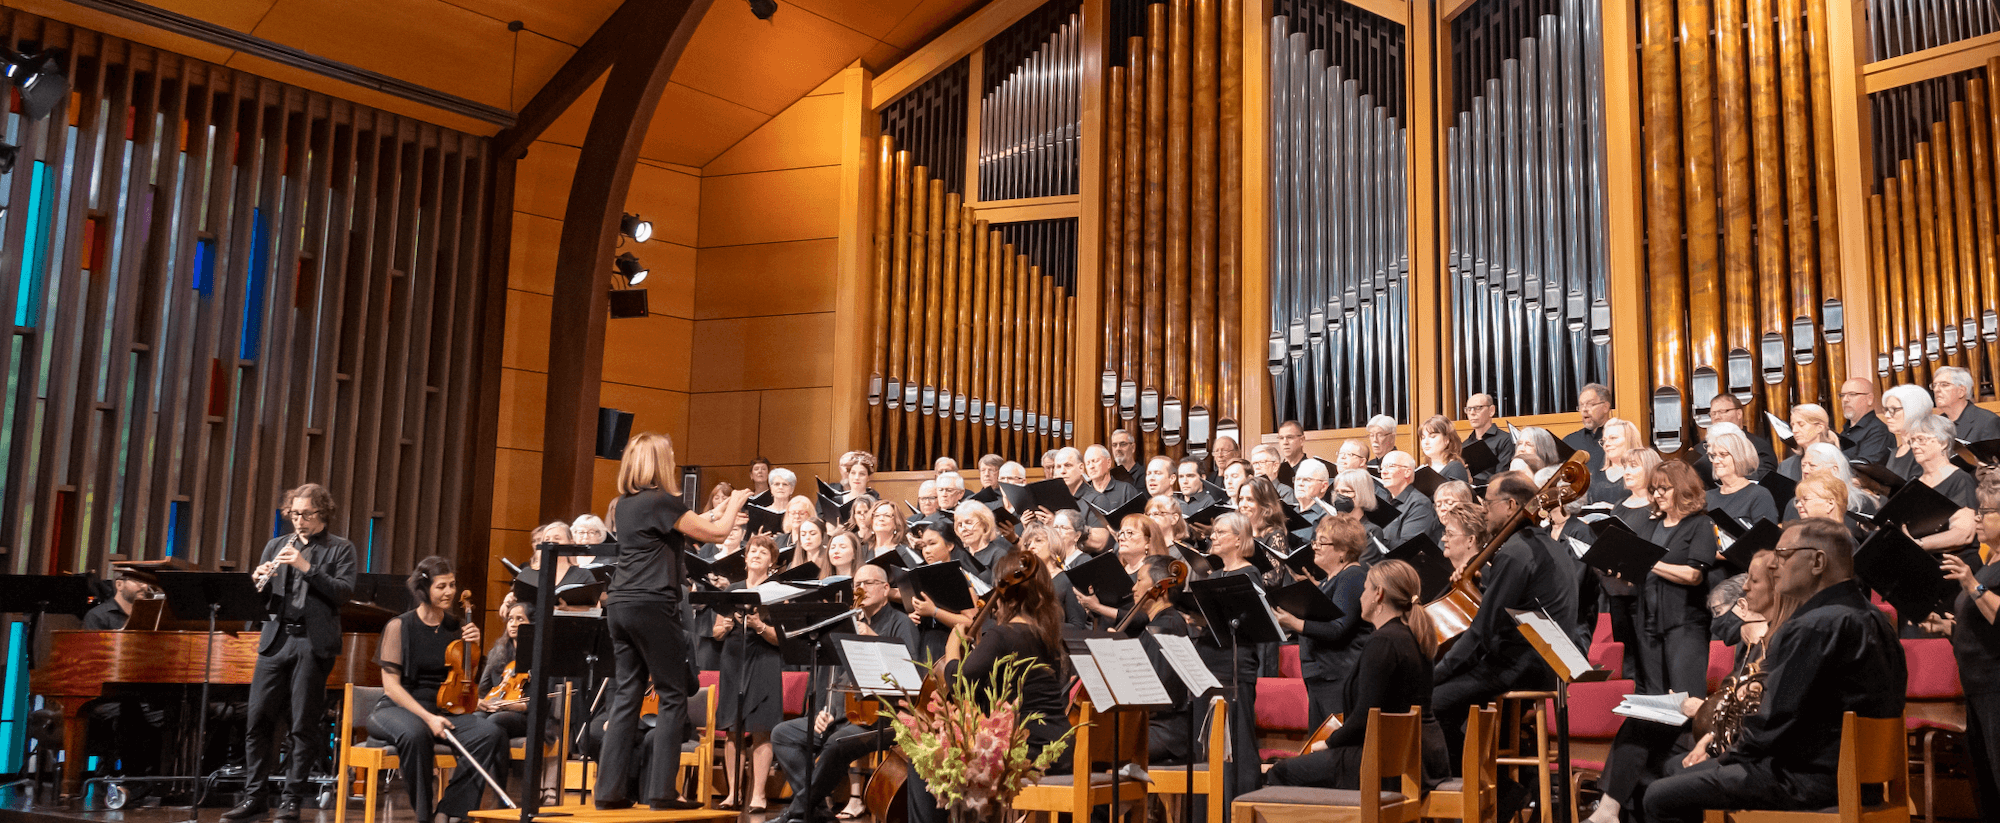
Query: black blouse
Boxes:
[
  {"xmin": 382, "ymin": 610, "xmax": 462, "ymax": 709},
  {"xmin": 946, "ymin": 622, "xmax": 1071, "ymax": 754},
  {"xmin": 607, "ymin": 488, "xmax": 693, "ymax": 605},
  {"xmin": 1644, "ymin": 514, "xmax": 1717, "ymax": 630},
  {"xmin": 1321, "ymin": 618, "xmax": 1432, "ymax": 750},
  {"xmin": 1707, "ymin": 484, "xmax": 1779, "ymax": 529}
]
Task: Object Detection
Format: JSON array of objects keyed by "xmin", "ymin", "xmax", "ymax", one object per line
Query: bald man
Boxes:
[
  {"xmin": 1837, "ymin": 378, "xmax": 1894, "ymax": 464},
  {"xmin": 1377, "ymin": 450, "xmax": 1439, "ymax": 548},
  {"xmin": 1460, "ymin": 393, "xmax": 1514, "ymax": 484},
  {"xmin": 1643, "ymin": 518, "xmax": 1906, "ymax": 823},
  {"xmin": 1078, "ymin": 444, "xmax": 1140, "ymax": 549}
]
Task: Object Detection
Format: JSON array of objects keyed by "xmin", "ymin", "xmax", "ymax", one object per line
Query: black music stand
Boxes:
[
  {"xmin": 1186, "ymin": 576, "xmax": 1284, "ymax": 823},
  {"xmin": 511, "ymin": 612, "xmax": 607, "ymax": 805},
  {"xmin": 517, "ymin": 541, "xmax": 605, "ymax": 821},
  {"xmin": 150, "ymin": 571, "xmax": 264, "ymax": 818},
  {"xmin": 0, "ymin": 575, "xmax": 92, "ymax": 791},
  {"xmin": 771, "ymin": 602, "xmax": 856, "ymax": 822}
]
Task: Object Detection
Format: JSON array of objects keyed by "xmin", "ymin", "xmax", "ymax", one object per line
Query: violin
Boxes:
[
  {"xmin": 480, "ymin": 660, "xmax": 528, "ymax": 708},
  {"xmin": 1422, "ymin": 455, "xmax": 1591, "ymax": 647},
  {"xmin": 1112, "ymin": 558, "xmax": 1190, "ymax": 634},
  {"xmin": 438, "ymin": 591, "xmax": 483, "ymax": 715}
]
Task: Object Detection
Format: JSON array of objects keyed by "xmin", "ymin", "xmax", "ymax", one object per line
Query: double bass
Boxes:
[{"xmin": 1422, "ymin": 455, "xmax": 1591, "ymax": 647}]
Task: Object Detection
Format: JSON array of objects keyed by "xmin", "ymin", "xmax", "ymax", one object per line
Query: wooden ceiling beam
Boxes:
[
  {"xmin": 537, "ymin": 0, "xmax": 714, "ymax": 525},
  {"xmin": 492, "ymin": 0, "xmax": 654, "ymax": 159}
]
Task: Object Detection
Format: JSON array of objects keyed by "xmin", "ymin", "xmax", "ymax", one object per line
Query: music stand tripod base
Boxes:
[{"xmin": 470, "ymin": 805, "xmax": 739, "ymax": 823}]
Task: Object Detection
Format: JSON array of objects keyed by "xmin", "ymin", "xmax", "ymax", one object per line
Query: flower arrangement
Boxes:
[{"xmin": 886, "ymin": 653, "xmax": 1076, "ymax": 815}]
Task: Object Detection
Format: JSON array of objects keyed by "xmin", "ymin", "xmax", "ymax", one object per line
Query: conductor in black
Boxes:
[
  {"xmin": 225, "ymin": 483, "xmax": 358, "ymax": 822},
  {"xmin": 595, "ymin": 431, "xmax": 749, "ymax": 810}
]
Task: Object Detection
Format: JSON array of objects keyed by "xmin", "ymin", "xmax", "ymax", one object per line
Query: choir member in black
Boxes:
[
  {"xmin": 1940, "ymin": 484, "xmax": 2000, "ymax": 820},
  {"xmin": 516, "ymin": 521, "xmax": 596, "ymax": 604},
  {"xmin": 1640, "ymin": 461, "xmax": 1719, "ymax": 697},
  {"xmin": 225, "ymin": 483, "xmax": 358, "ymax": 823},
  {"xmin": 1419, "ymin": 415, "xmax": 1471, "ymax": 484},
  {"xmin": 1839, "ymin": 379, "xmax": 1897, "ymax": 465},
  {"xmin": 1272, "ymin": 518, "xmax": 1372, "ymax": 728},
  {"xmin": 595, "ymin": 432, "xmax": 749, "ymax": 811},
  {"xmin": 1332, "ymin": 469, "xmax": 1387, "ymax": 548},
  {"xmin": 1431, "ymin": 472, "xmax": 1579, "ymax": 764},
  {"xmin": 1774, "ymin": 404, "xmax": 1839, "ymax": 480},
  {"xmin": 1131, "ymin": 555, "xmax": 1200, "ymax": 765},
  {"xmin": 905, "ymin": 522, "xmax": 979, "ymax": 661},
  {"xmin": 1148, "ymin": 494, "xmax": 1197, "ymax": 552},
  {"xmin": 1705, "ymin": 425, "xmax": 1781, "ymax": 529},
  {"xmin": 1586, "ymin": 548, "xmax": 1798, "ymax": 823},
  {"xmin": 790, "ymin": 517, "xmax": 828, "ymax": 573},
  {"xmin": 1221, "ymin": 459, "xmax": 1253, "ymax": 501},
  {"xmin": 1705, "ymin": 394, "xmax": 1778, "ymax": 479},
  {"xmin": 1197, "ymin": 513, "xmax": 1270, "ymax": 795},
  {"xmin": 1598, "ymin": 448, "xmax": 1663, "ymax": 679},
  {"xmin": 1075, "ymin": 514, "xmax": 1167, "ymax": 630},
  {"xmin": 1334, "ymin": 437, "xmax": 1372, "ymax": 476},
  {"xmin": 936, "ymin": 470, "xmax": 967, "ymax": 513},
  {"xmin": 1041, "ymin": 513, "xmax": 1094, "ymax": 630},
  {"xmin": 863, "ymin": 499, "xmax": 911, "ymax": 566},
  {"xmin": 694, "ymin": 522, "xmax": 745, "ymax": 672},
  {"xmin": 1112, "ymin": 427, "xmax": 1142, "ymax": 479},
  {"xmin": 906, "ymin": 551, "xmax": 1074, "ymax": 823},
  {"xmin": 951, "ymin": 501, "xmax": 1007, "ymax": 580},
  {"xmin": 1144, "ymin": 455, "xmax": 1178, "ymax": 499},
  {"xmin": 1177, "ymin": 457, "xmax": 1216, "ymax": 512},
  {"xmin": 1567, "ymin": 383, "xmax": 1613, "ymax": 470},
  {"xmin": 838, "ymin": 450, "xmax": 880, "ymax": 502},
  {"xmin": 769, "ymin": 563, "xmax": 919, "ymax": 823},
  {"xmin": 1366, "ymin": 415, "xmax": 1398, "ymax": 469},
  {"xmin": 999, "ymin": 460, "xmax": 1029, "ymax": 486},
  {"xmin": 1905, "ymin": 413, "xmax": 1982, "ymax": 555},
  {"xmin": 749, "ymin": 457, "xmax": 772, "ymax": 496},
  {"xmin": 1277, "ymin": 420, "xmax": 1310, "ymax": 472},
  {"xmin": 716, "ymin": 534, "xmax": 785, "ymax": 811},
  {"xmin": 1079, "ymin": 444, "xmax": 1142, "ymax": 548},
  {"xmin": 1378, "ymin": 450, "xmax": 1442, "ymax": 548},
  {"xmin": 368, "ymin": 557, "xmax": 511, "ymax": 823},
  {"xmin": 1934, "ymin": 366, "xmax": 2000, "ymax": 442},
  {"xmin": 977, "ymin": 453, "xmax": 1005, "ymax": 490},
  {"xmin": 1461, "ymin": 393, "xmax": 1515, "ymax": 485},
  {"xmin": 822, "ymin": 529, "xmax": 865, "ymax": 579},
  {"xmin": 1880, "ymin": 383, "xmax": 1933, "ymax": 479},
  {"xmin": 1249, "ymin": 445, "xmax": 1299, "ymax": 507},
  {"xmin": 1235, "ymin": 477, "xmax": 1291, "ymax": 548},
  {"xmin": 1797, "ymin": 444, "xmax": 1882, "ymax": 516},
  {"xmin": 1265, "ymin": 559, "xmax": 1451, "ymax": 789},
  {"xmin": 1589, "ymin": 418, "xmax": 1644, "ymax": 505},
  {"xmin": 1643, "ymin": 518, "xmax": 1907, "ymax": 823},
  {"xmin": 1292, "ymin": 459, "xmax": 1333, "ymax": 521},
  {"xmin": 1792, "ymin": 475, "xmax": 1875, "ymax": 545}
]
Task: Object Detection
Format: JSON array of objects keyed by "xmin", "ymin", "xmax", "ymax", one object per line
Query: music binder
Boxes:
[
  {"xmin": 742, "ymin": 504, "xmax": 786, "ymax": 536},
  {"xmin": 1268, "ymin": 579, "xmax": 1343, "ymax": 622},
  {"xmin": 904, "ymin": 561, "xmax": 978, "ymax": 613},
  {"xmin": 1508, "ymin": 608, "xmax": 1608, "ymax": 684},
  {"xmin": 1579, "ymin": 527, "xmax": 1668, "ymax": 583},
  {"xmin": 1874, "ymin": 479, "xmax": 1964, "ymax": 539},
  {"xmin": 834, "ymin": 634, "xmax": 925, "ymax": 697},
  {"xmin": 1462, "ymin": 438, "xmax": 1501, "ymax": 476},
  {"xmin": 1060, "ymin": 549, "xmax": 1136, "ymax": 606},
  {"xmin": 1384, "ymin": 534, "xmax": 1454, "ymax": 602}
]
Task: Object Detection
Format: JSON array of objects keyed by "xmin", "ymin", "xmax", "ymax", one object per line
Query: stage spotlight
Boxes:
[
  {"xmin": 1, "ymin": 51, "xmax": 65, "ymax": 121},
  {"xmin": 747, "ymin": 0, "xmax": 778, "ymax": 20},
  {"xmin": 614, "ymin": 252, "xmax": 648, "ymax": 285},
  {"xmin": 619, "ymin": 212, "xmax": 653, "ymax": 243}
]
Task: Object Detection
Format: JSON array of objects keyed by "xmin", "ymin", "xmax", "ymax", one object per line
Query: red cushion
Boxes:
[
  {"xmin": 1705, "ymin": 642, "xmax": 1734, "ymax": 692},
  {"xmin": 1260, "ymin": 747, "xmax": 1300, "ymax": 762},
  {"xmin": 1256, "ymin": 678, "xmax": 1311, "ymax": 734},
  {"xmin": 782, "ymin": 671, "xmax": 809, "ymax": 717},
  {"xmin": 1279, "ymin": 644, "xmax": 1303, "ymax": 679},
  {"xmin": 1592, "ymin": 613, "xmax": 1615, "ymax": 648},
  {"xmin": 1901, "ymin": 638, "xmax": 1964, "ymax": 700},
  {"xmin": 1588, "ymin": 641, "xmax": 1624, "ymax": 680},
  {"xmin": 699, "ymin": 670, "xmax": 720, "ymax": 689},
  {"xmin": 1564, "ymin": 679, "xmax": 1632, "ymax": 740}
]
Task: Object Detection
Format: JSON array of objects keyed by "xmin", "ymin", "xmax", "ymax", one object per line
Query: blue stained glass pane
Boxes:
[
  {"xmin": 241, "ymin": 208, "xmax": 269, "ymax": 359},
  {"xmin": 12, "ymin": 162, "xmax": 51, "ymax": 327},
  {"xmin": 1, "ymin": 621, "xmax": 26, "ymax": 772},
  {"xmin": 192, "ymin": 237, "xmax": 215, "ymax": 296},
  {"xmin": 273, "ymin": 508, "xmax": 287, "ymax": 539},
  {"xmin": 366, "ymin": 517, "xmax": 379, "ymax": 572},
  {"xmin": 166, "ymin": 500, "xmax": 186, "ymax": 558}
]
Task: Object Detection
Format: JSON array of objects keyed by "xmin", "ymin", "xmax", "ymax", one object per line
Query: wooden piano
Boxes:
[{"xmin": 28, "ymin": 628, "xmax": 382, "ymax": 796}]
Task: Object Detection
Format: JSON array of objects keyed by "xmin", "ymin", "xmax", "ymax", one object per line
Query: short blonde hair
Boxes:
[
  {"xmin": 617, "ymin": 432, "xmax": 681, "ymax": 496},
  {"xmin": 1796, "ymin": 473, "xmax": 1850, "ymax": 510},
  {"xmin": 952, "ymin": 501, "xmax": 996, "ymax": 541}
]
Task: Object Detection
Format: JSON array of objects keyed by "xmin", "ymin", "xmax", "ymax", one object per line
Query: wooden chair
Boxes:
[
  {"xmin": 1494, "ymin": 690, "xmax": 1556, "ymax": 821},
  {"xmin": 1147, "ymin": 697, "xmax": 1227, "ymax": 823},
  {"xmin": 677, "ymin": 686, "xmax": 718, "ymax": 808},
  {"xmin": 1702, "ymin": 712, "xmax": 1910, "ymax": 823},
  {"xmin": 1422, "ymin": 706, "xmax": 1499, "ymax": 823},
  {"xmin": 1013, "ymin": 700, "xmax": 1149, "ymax": 822},
  {"xmin": 505, "ymin": 683, "xmax": 571, "ymax": 804},
  {"xmin": 1230, "ymin": 709, "xmax": 1425, "ymax": 823},
  {"xmin": 333, "ymin": 684, "xmax": 457, "ymax": 823},
  {"xmin": 1900, "ymin": 639, "xmax": 1966, "ymax": 823}
]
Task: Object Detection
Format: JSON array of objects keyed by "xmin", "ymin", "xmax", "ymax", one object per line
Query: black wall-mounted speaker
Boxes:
[{"xmin": 596, "ymin": 407, "xmax": 634, "ymax": 460}]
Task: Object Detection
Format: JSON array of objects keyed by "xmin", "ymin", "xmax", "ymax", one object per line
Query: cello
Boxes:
[{"xmin": 1422, "ymin": 455, "xmax": 1591, "ymax": 648}]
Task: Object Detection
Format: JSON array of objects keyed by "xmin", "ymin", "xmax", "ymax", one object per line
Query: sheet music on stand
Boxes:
[
  {"xmin": 1067, "ymin": 637, "xmax": 1175, "ymax": 710},
  {"xmin": 835, "ymin": 635, "xmax": 925, "ymax": 697},
  {"xmin": 1149, "ymin": 633, "xmax": 1224, "ymax": 696},
  {"xmin": 1508, "ymin": 609, "xmax": 1607, "ymax": 683}
]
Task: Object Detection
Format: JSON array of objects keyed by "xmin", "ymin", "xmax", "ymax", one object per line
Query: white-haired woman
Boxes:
[
  {"xmin": 570, "ymin": 514, "xmax": 610, "ymax": 565},
  {"xmin": 1774, "ymin": 404, "xmax": 1838, "ymax": 480},
  {"xmin": 1904, "ymin": 413, "xmax": 1981, "ymax": 555},
  {"xmin": 1795, "ymin": 442, "xmax": 1878, "ymax": 516},
  {"xmin": 1704, "ymin": 423, "xmax": 1780, "ymax": 529},
  {"xmin": 1881, "ymin": 383, "xmax": 1936, "ymax": 480},
  {"xmin": 766, "ymin": 467, "xmax": 797, "ymax": 512}
]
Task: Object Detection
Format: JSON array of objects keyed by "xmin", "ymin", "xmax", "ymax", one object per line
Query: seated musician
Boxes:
[
  {"xmin": 473, "ymin": 601, "xmax": 560, "ymax": 806},
  {"xmin": 1642, "ymin": 518, "xmax": 1907, "ymax": 823},
  {"xmin": 1264, "ymin": 559, "xmax": 1450, "ymax": 790},
  {"xmin": 371, "ymin": 556, "xmax": 511, "ymax": 823},
  {"xmin": 79, "ymin": 569, "xmax": 165, "ymax": 781},
  {"xmin": 84, "ymin": 569, "xmax": 157, "ymax": 629},
  {"xmin": 1129, "ymin": 555, "xmax": 1197, "ymax": 765},
  {"xmin": 1431, "ymin": 472, "xmax": 1578, "ymax": 766},
  {"xmin": 1586, "ymin": 549, "xmax": 1797, "ymax": 823},
  {"xmin": 769, "ymin": 562, "xmax": 920, "ymax": 823},
  {"xmin": 906, "ymin": 550, "xmax": 1072, "ymax": 823}
]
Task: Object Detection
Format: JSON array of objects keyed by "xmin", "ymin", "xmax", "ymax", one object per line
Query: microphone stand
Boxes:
[{"xmin": 1225, "ymin": 616, "xmax": 1241, "ymax": 823}]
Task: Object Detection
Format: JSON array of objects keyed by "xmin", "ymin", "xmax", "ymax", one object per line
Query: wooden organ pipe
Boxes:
[
  {"xmin": 1219, "ymin": 0, "xmax": 1242, "ymax": 430},
  {"xmin": 1916, "ymin": 143, "xmax": 1943, "ymax": 370},
  {"xmin": 1971, "ymin": 77, "xmax": 2000, "ymax": 377},
  {"xmin": 909, "ymin": 175, "xmax": 934, "ymax": 466},
  {"xmin": 1805, "ymin": 0, "xmax": 1845, "ymax": 424},
  {"xmin": 1777, "ymin": 0, "xmax": 1818, "ymax": 410},
  {"xmin": 1124, "ymin": 35, "xmax": 1145, "ymax": 432},
  {"xmin": 1748, "ymin": 0, "xmax": 1790, "ymax": 417},
  {"xmin": 868, "ymin": 137, "xmax": 894, "ymax": 449},
  {"xmin": 1868, "ymin": 194, "xmax": 1892, "ymax": 385},
  {"xmin": 1949, "ymin": 104, "xmax": 1986, "ymax": 385},
  {"xmin": 1717, "ymin": 0, "xmax": 1758, "ymax": 401},
  {"xmin": 1682, "ymin": 0, "xmax": 1722, "ymax": 423},
  {"xmin": 1103, "ymin": 67, "xmax": 1126, "ymax": 440},
  {"xmin": 1166, "ymin": 0, "xmax": 1191, "ymax": 450},
  {"xmin": 936, "ymin": 194, "xmax": 962, "ymax": 463},
  {"xmin": 1900, "ymin": 164, "xmax": 1930, "ymax": 384},
  {"xmin": 1884, "ymin": 185, "xmax": 1910, "ymax": 383},
  {"xmin": 886, "ymin": 152, "xmax": 912, "ymax": 462},
  {"xmin": 1641, "ymin": 0, "xmax": 1688, "ymax": 446},
  {"xmin": 1143, "ymin": 3, "xmax": 1168, "ymax": 454},
  {"xmin": 1191, "ymin": 0, "xmax": 1218, "ymax": 428}
]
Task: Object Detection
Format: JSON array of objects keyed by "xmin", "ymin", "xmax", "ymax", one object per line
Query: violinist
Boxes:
[
  {"xmin": 370, "ymin": 556, "xmax": 510, "ymax": 823},
  {"xmin": 473, "ymin": 601, "xmax": 563, "ymax": 806},
  {"xmin": 907, "ymin": 550, "xmax": 1072, "ymax": 823},
  {"xmin": 769, "ymin": 563, "xmax": 919, "ymax": 823},
  {"xmin": 1431, "ymin": 472, "xmax": 1579, "ymax": 766},
  {"xmin": 1130, "ymin": 555, "xmax": 1197, "ymax": 765},
  {"xmin": 1199, "ymin": 513, "xmax": 1271, "ymax": 794},
  {"xmin": 1265, "ymin": 560, "xmax": 1451, "ymax": 790}
]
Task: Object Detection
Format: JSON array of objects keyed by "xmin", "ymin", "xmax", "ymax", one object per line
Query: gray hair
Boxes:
[
  {"xmin": 1802, "ymin": 442, "xmax": 1871, "ymax": 510},
  {"xmin": 1057, "ymin": 446, "xmax": 1083, "ymax": 464},
  {"xmin": 1515, "ymin": 427, "xmax": 1558, "ymax": 468},
  {"xmin": 1907, "ymin": 413, "xmax": 1959, "ymax": 447},
  {"xmin": 1250, "ymin": 443, "xmax": 1281, "ymax": 460},
  {"xmin": 531, "ymin": 521, "xmax": 572, "ymax": 544},
  {"xmin": 1334, "ymin": 469, "xmax": 1376, "ymax": 511},
  {"xmin": 1084, "ymin": 444, "xmax": 1111, "ymax": 462},
  {"xmin": 1936, "ymin": 366, "xmax": 1976, "ymax": 395},
  {"xmin": 1000, "ymin": 461, "xmax": 1027, "ymax": 477},
  {"xmin": 570, "ymin": 514, "xmax": 609, "ymax": 537},
  {"xmin": 1294, "ymin": 458, "xmax": 1329, "ymax": 482},
  {"xmin": 1883, "ymin": 383, "xmax": 1935, "ymax": 426},
  {"xmin": 1366, "ymin": 414, "xmax": 1398, "ymax": 434},
  {"xmin": 1704, "ymin": 422, "xmax": 1758, "ymax": 476},
  {"xmin": 936, "ymin": 471, "xmax": 965, "ymax": 490},
  {"xmin": 768, "ymin": 467, "xmax": 796, "ymax": 487}
]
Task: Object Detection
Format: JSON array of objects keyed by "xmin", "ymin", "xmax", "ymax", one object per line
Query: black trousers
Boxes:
[
  {"xmin": 596, "ymin": 600, "xmax": 693, "ymax": 806},
  {"xmin": 1433, "ymin": 656, "xmax": 1555, "ymax": 770},
  {"xmin": 1305, "ymin": 676, "xmax": 1346, "ymax": 733},
  {"xmin": 772, "ymin": 718, "xmax": 891, "ymax": 813},
  {"xmin": 1964, "ymin": 690, "xmax": 2000, "ymax": 820},
  {"xmin": 367, "ymin": 704, "xmax": 509, "ymax": 819},
  {"xmin": 1596, "ymin": 714, "xmax": 1688, "ymax": 808},
  {"xmin": 1635, "ymin": 618, "xmax": 1710, "ymax": 698},
  {"xmin": 1642, "ymin": 757, "xmax": 1835, "ymax": 823},
  {"xmin": 244, "ymin": 635, "xmax": 332, "ymax": 801}
]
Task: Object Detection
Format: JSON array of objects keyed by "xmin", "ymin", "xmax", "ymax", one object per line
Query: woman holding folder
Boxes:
[
  {"xmin": 1640, "ymin": 461, "xmax": 1717, "ymax": 697},
  {"xmin": 715, "ymin": 535, "xmax": 785, "ymax": 811},
  {"xmin": 1198, "ymin": 513, "xmax": 1271, "ymax": 794}
]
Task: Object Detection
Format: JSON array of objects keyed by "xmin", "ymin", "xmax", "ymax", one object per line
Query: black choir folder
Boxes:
[
  {"xmin": 1874, "ymin": 480, "xmax": 1962, "ymax": 539},
  {"xmin": 1384, "ymin": 534, "xmax": 1454, "ymax": 602},
  {"xmin": 1580, "ymin": 526, "xmax": 1667, "ymax": 583},
  {"xmin": 1461, "ymin": 438, "xmax": 1502, "ymax": 476},
  {"xmin": 904, "ymin": 560, "xmax": 979, "ymax": 613},
  {"xmin": 1268, "ymin": 579, "xmax": 1343, "ymax": 622},
  {"xmin": 1060, "ymin": 548, "xmax": 1135, "ymax": 606},
  {"xmin": 1854, "ymin": 526, "xmax": 1958, "ymax": 622}
]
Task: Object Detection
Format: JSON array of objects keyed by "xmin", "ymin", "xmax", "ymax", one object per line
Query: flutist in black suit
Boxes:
[{"xmin": 224, "ymin": 483, "xmax": 357, "ymax": 822}]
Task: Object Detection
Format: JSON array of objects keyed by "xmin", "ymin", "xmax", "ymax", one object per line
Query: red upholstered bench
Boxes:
[{"xmin": 1255, "ymin": 677, "xmax": 1312, "ymax": 763}]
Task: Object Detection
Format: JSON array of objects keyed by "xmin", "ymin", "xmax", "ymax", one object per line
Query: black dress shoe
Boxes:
[
  {"xmin": 594, "ymin": 798, "xmax": 635, "ymax": 811},
  {"xmin": 220, "ymin": 796, "xmax": 269, "ymax": 821},
  {"xmin": 648, "ymin": 796, "xmax": 702, "ymax": 811},
  {"xmin": 272, "ymin": 798, "xmax": 302, "ymax": 821}
]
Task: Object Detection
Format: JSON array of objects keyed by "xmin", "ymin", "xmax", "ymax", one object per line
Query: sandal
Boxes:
[{"xmin": 836, "ymin": 803, "xmax": 869, "ymax": 820}]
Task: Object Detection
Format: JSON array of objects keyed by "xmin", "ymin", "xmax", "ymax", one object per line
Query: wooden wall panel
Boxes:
[
  {"xmin": 0, "ymin": 8, "xmax": 492, "ymax": 578},
  {"xmin": 758, "ymin": 387, "xmax": 837, "ymax": 464},
  {"xmin": 497, "ymin": 369, "xmax": 549, "ymax": 452},
  {"xmin": 508, "ymin": 212, "xmax": 564, "ymax": 295},
  {"xmin": 626, "ymin": 162, "xmax": 701, "ymax": 249},
  {"xmin": 695, "ymin": 239, "xmax": 842, "ymax": 318},
  {"xmin": 688, "ymin": 314, "xmax": 839, "ymax": 391},
  {"xmin": 699, "ymin": 166, "xmax": 846, "ymax": 246},
  {"xmin": 684, "ymin": 392, "xmax": 766, "ymax": 466},
  {"xmin": 501, "ymin": 291, "xmax": 554, "ymax": 372},
  {"xmin": 704, "ymin": 92, "xmax": 849, "ymax": 176},
  {"xmin": 603, "ymin": 314, "xmax": 694, "ymax": 391}
]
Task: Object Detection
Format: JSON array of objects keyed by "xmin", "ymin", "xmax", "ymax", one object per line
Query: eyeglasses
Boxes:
[
  {"xmin": 1312, "ymin": 539, "xmax": 1341, "ymax": 547},
  {"xmin": 1772, "ymin": 546, "xmax": 1821, "ymax": 562},
  {"xmin": 1839, "ymin": 391, "xmax": 1872, "ymax": 399},
  {"xmin": 1649, "ymin": 486, "xmax": 1671, "ymax": 494},
  {"xmin": 284, "ymin": 509, "xmax": 323, "ymax": 519},
  {"xmin": 855, "ymin": 579, "xmax": 890, "ymax": 589},
  {"xmin": 1464, "ymin": 403, "xmax": 1493, "ymax": 411},
  {"xmin": 1117, "ymin": 530, "xmax": 1141, "ymax": 539},
  {"xmin": 1049, "ymin": 523, "xmax": 1074, "ymax": 531},
  {"xmin": 1882, "ymin": 405, "xmax": 1905, "ymax": 415}
]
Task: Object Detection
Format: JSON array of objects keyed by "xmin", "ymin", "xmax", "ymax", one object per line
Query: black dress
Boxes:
[
  {"xmin": 1638, "ymin": 515, "xmax": 1716, "ymax": 697},
  {"xmin": 1706, "ymin": 484, "xmax": 1779, "ymax": 530},
  {"xmin": 1952, "ymin": 562, "xmax": 2000, "ymax": 818},
  {"xmin": 1264, "ymin": 619, "xmax": 1451, "ymax": 790},
  {"xmin": 716, "ymin": 580, "xmax": 784, "ymax": 735},
  {"xmin": 368, "ymin": 611, "xmax": 510, "ymax": 819}
]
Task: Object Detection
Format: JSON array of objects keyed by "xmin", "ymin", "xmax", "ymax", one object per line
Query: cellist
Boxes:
[{"xmin": 1430, "ymin": 472, "xmax": 1580, "ymax": 768}]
